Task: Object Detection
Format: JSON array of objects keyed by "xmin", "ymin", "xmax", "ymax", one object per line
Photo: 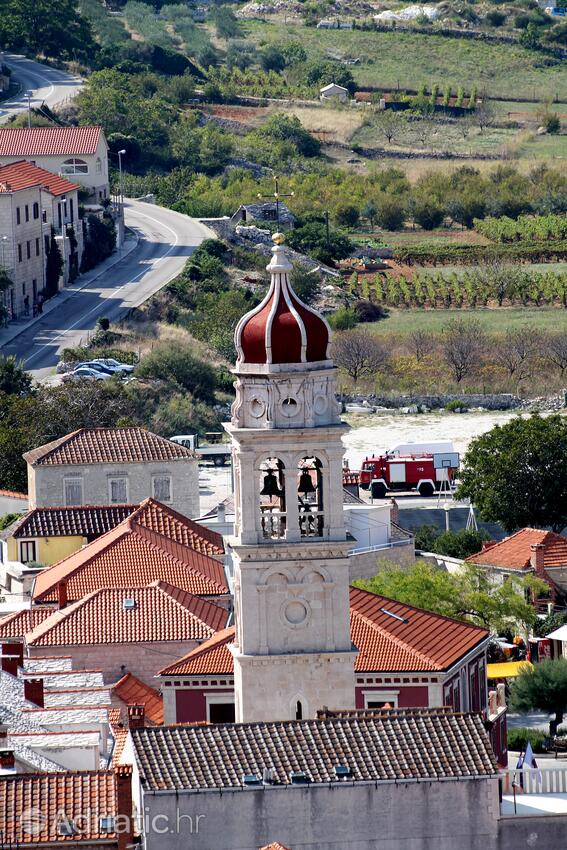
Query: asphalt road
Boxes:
[
  {"xmin": 0, "ymin": 54, "xmax": 83, "ymax": 124},
  {"xmin": 1, "ymin": 201, "xmax": 214, "ymax": 377}
]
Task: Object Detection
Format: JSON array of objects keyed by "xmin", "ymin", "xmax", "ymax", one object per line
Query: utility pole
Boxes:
[
  {"xmin": 26, "ymin": 90, "xmax": 33, "ymax": 128},
  {"xmin": 257, "ymin": 175, "xmax": 294, "ymax": 227}
]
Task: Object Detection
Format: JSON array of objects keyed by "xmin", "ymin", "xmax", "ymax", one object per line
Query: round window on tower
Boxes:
[
  {"xmin": 282, "ymin": 598, "xmax": 310, "ymax": 628},
  {"xmin": 281, "ymin": 397, "xmax": 299, "ymax": 418},
  {"xmin": 250, "ymin": 396, "xmax": 266, "ymax": 419}
]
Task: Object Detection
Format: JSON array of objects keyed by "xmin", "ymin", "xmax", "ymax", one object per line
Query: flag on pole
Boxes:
[{"xmin": 523, "ymin": 741, "xmax": 543, "ymax": 789}]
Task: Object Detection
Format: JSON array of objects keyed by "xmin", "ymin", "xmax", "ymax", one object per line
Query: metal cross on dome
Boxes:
[{"xmin": 257, "ymin": 175, "xmax": 294, "ymax": 227}]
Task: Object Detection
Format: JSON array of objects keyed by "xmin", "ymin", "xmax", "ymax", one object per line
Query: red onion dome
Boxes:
[{"xmin": 235, "ymin": 234, "xmax": 330, "ymax": 366}]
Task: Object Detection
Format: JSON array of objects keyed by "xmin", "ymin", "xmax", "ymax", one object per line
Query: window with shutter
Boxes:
[
  {"xmin": 64, "ymin": 478, "xmax": 83, "ymax": 506},
  {"xmin": 20, "ymin": 540, "xmax": 37, "ymax": 563},
  {"xmin": 153, "ymin": 476, "xmax": 172, "ymax": 502},
  {"xmin": 109, "ymin": 478, "xmax": 128, "ymax": 503}
]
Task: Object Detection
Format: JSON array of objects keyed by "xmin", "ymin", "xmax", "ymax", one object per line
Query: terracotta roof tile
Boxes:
[
  {"xmin": 260, "ymin": 844, "xmax": 291, "ymax": 850},
  {"xmin": 0, "ymin": 769, "xmax": 121, "ymax": 844},
  {"xmin": 110, "ymin": 729, "xmax": 130, "ymax": 767},
  {"xmin": 131, "ymin": 499, "xmax": 224, "ymax": 555},
  {"xmin": 26, "ymin": 583, "xmax": 228, "ymax": 647},
  {"xmin": 24, "ymin": 427, "xmax": 198, "ymax": 466},
  {"xmin": 160, "ymin": 588, "xmax": 487, "ymax": 677},
  {"xmin": 159, "ymin": 627, "xmax": 236, "ymax": 675},
  {"xmin": 349, "ymin": 586, "xmax": 488, "ymax": 672},
  {"xmin": 131, "ymin": 712, "xmax": 497, "ymax": 790},
  {"xmin": 0, "ymin": 607, "xmax": 56, "ymax": 638},
  {"xmin": 108, "ymin": 708, "xmax": 123, "ymax": 730},
  {"xmin": 32, "ymin": 517, "xmax": 228, "ymax": 602},
  {"xmin": 12, "ymin": 505, "xmax": 137, "ymax": 539},
  {"xmin": 0, "ymin": 126, "xmax": 103, "ymax": 157},
  {"xmin": 466, "ymin": 528, "xmax": 567, "ymax": 570},
  {"xmin": 111, "ymin": 673, "xmax": 164, "ymax": 725},
  {"xmin": 0, "ymin": 160, "xmax": 79, "ymax": 196}
]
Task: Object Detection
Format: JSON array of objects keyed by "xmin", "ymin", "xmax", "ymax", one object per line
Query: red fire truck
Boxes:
[{"xmin": 359, "ymin": 447, "xmax": 458, "ymax": 499}]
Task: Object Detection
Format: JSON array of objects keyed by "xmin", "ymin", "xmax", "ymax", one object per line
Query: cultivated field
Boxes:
[
  {"xmin": 368, "ymin": 307, "xmax": 567, "ymax": 336},
  {"xmin": 245, "ymin": 22, "xmax": 567, "ymax": 101}
]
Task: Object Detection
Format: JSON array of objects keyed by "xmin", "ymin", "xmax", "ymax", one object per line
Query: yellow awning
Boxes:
[{"xmin": 487, "ymin": 661, "xmax": 533, "ymax": 679}]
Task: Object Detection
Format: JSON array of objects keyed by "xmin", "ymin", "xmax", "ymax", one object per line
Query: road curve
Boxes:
[
  {"xmin": 1, "ymin": 200, "xmax": 215, "ymax": 376},
  {"xmin": 0, "ymin": 54, "xmax": 84, "ymax": 124}
]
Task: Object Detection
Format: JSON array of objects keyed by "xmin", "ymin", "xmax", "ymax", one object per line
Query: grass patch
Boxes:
[
  {"xmin": 368, "ymin": 307, "xmax": 567, "ymax": 336},
  {"xmin": 245, "ymin": 21, "xmax": 567, "ymax": 101}
]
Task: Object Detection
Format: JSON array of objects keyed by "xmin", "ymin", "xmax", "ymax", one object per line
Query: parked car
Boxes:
[
  {"xmin": 89, "ymin": 358, "xmax": 135, "ymax": 374},
  {"xmin": 62, "ymin": 367, "xmax": 113, "ymax": 382}
]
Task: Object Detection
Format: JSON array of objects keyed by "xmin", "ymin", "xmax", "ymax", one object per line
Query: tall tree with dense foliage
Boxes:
[
  {"xmin": 457, "ymin": 414, "xmax": 567, "ymax": 532},
  {"xmin": 1, "ymin": 0, "xmax": 94, "ymax": 58},
  {"xmin": 0, "ymin": 356, "xmax": 32, "ymax": 396},
  {"xmin": 356, "ymin": 560, "xmax": 545, "ymax": 632},
  {"xmin": 510, "ymin": 659, "xmax": 567, "ymax": 735}
]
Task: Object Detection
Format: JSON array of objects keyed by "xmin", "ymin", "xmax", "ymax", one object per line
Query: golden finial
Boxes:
[{"xmin": 272, "ymin": 232, "xmax": 285, "ymax": 245}]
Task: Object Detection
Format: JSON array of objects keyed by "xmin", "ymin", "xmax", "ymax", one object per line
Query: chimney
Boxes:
[
  {"xmin": 530, "ymin": 543, "xmax": 546, "ymax": 576},
  {"xmin": 127, "ymin": 704, "xmax": 145, "ymax": 729},
  {"xmin": 0, "ymin": 749, "xmax": 15, "ymax": 770},
  {"xmin": 389, "ymin": 498, "xmax": 399, "ymax": 527},
  {"xmin": 58, "ymin": 580, "xmax": 68, "ymax": 610},
  {"xmin": 1, "ymin": 641, "xmax": 23, "ymax": 676},
  {"xmin": 114, "ymin": 765, "xmax": 134, "ymax": 850},
  {"xmin": 24, "ymin": 677, "xmax": 44, "ymax": 708},
  {"xmin": 217, "ymin": 503, "xmax": 226, "ymax": 524}
]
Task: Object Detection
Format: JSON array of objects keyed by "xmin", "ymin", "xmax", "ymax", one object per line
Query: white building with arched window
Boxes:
[{"xmin": 0, "ymin": 126, "xmax": 109, "ymax": 203}]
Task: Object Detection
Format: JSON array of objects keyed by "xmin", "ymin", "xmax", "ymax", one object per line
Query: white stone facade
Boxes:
[
  {"xmin": 226, "ymin": 237, "xmax": 356, "ymax": 722},
  {"xmin": 27, "ymin": 457, "xmax": 200, "ymax": 519}
]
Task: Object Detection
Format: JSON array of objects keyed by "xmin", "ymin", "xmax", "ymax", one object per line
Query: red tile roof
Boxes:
[
  {"xmin": 349, "ymin": 586, "xmax": 488, "ymax": 672},
  {"xmin": 26, "ymin": 582, "xmax": 228, "ymax": 647},
  {"xmin": 0, "ymin": 607, "xmax": 55, "ymax": 638},
  {"xmin": 24, "ymin": 427, "xmax": 197, "ymax": 466},
  {"xmin": 12, "ymin": 498, "xmax": 223, "ymax": 555},
  {"xmin": 160, "ymin": 588, "xmax": 488, "ymax": 676},
  {"xmin": 0, "ymin": 769, "xmax": 121, "ymax": 844},
  {"xmin": 260, "ymin": 844, "xmax": 291, "ymax": 850},
  {"xmin": 110, "ymin": 729, "xmax": 130, "ymax": 767},
  {"xmin": 466, "ymin": 528, "xmax": 567, "ymax": 571},
  {"xmin": 32, "ymin": 516, "xmax": 228, "ymax": 601},
  {"xmin": 132, "ymin": 498, "xmax": 224, "ymax": 556},
  {"xmin": 159, "ymin": 626, "xmax": 236, "ymax": 675},
  {"xmin": 0, "ymin": 126, "xmax": 103, "ymax": 157},
  {"xmin": 0, "ymin": 160, "xmax": 80, "ymax": 196},
  {"xmin": 11, "ymin": 505, "xmax": 137, "ymax": 539},
  {"xmin": 0, "ymin": 489, "xmax": 27, "ymax": 499},
  {"xmin": 111, "ymin": 673, "xmax": 164, "ymax": 725}
]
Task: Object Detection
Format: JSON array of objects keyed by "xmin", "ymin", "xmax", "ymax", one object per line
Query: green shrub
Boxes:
[
  {"xmin": 328, "ymin": 307, "xmax": 359, "ymax": 330},
  {"xmin": 136, "ymin": 342, "xmax": 217, "ymax": 402},
  {"xmin": 507, "ymin": 727, "xmax": 547, "ymax": 754},
  {"xmin": 445, "ymin": 399, "xmax": 469, "ymax": 411},
  {"xmin": 544, "ymin": 113, "xmax": 561, "ymax": 134}
]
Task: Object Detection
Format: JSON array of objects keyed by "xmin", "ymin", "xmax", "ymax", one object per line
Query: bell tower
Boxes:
[{"xmin": 225, "ymin": 233, "xmax": 355, "ymax": 723}]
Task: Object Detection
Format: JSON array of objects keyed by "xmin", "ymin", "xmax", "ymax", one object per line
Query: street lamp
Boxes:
[
  {"xmin": 25, "ymin": 90, "xmax": 33, "ymax": 128},
  {"xmin": 443, "ymin": 501, "xmax": 451, "ymax": 532},
  {"xmin": 117, "ymin": 149, "xmax": 126, "ymax": 211}
]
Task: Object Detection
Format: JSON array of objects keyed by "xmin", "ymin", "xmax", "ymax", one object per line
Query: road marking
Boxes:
[{"xmin": 23, "ymin": 206, "xmax": 182, "ymax": 366}]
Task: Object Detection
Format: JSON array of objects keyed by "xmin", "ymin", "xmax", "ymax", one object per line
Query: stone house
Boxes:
[
  {"xmin": 231, "ymin": 202, "xmax": 296, "ymax": 230},
  {"xmin": 320, "ymin": 82, "xmax": 349, "ymax": 101},
  {"xmin": 157, "ymin": 585, "xmax": 508, "ymax": 766},
  {"xmin": 0, "ymin": 126, "xmax": 110, "ymax": 203},
  {"xmin": 125, "ymin": 710, "xmax": 499, "ymax": 850},
  {"xmin": 30, "ymin": 507, "xmax": 229, "ymax": 606},
  {"xmin": 0, "ymin": 766, "xmax": 134, "ymax": 850},
  {"xmin": 0, "ymin": 160, "xmax": 83, "ymax": 316},
  {"xmin": 466, "ymin": 527, "xmax": 567, "ymax": 604},
  {"xmin": 24, "ymin": 582, "xmax": 229, "ymax": 685},
  {"xmin": 24, "ymin": 428, "xmax": 201, "ymax": 519}
]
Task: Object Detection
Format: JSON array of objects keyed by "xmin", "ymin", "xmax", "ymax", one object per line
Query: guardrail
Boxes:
[
  {"xmin": 501, "ymin": 767, "xmax": 567, "ymax": 796},
  {"xmin": 348, "ymin": 538, "xmax": 412, "ymax": 556}
]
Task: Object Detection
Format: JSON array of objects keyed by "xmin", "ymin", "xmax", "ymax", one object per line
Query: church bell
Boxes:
[
  {"xmin": 260, "ymin": 470, "xmax": 283, "ymax": 498},
  {"xmin": 297, "ymin": 468, "xmax": 316, "ymax": 495}
]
